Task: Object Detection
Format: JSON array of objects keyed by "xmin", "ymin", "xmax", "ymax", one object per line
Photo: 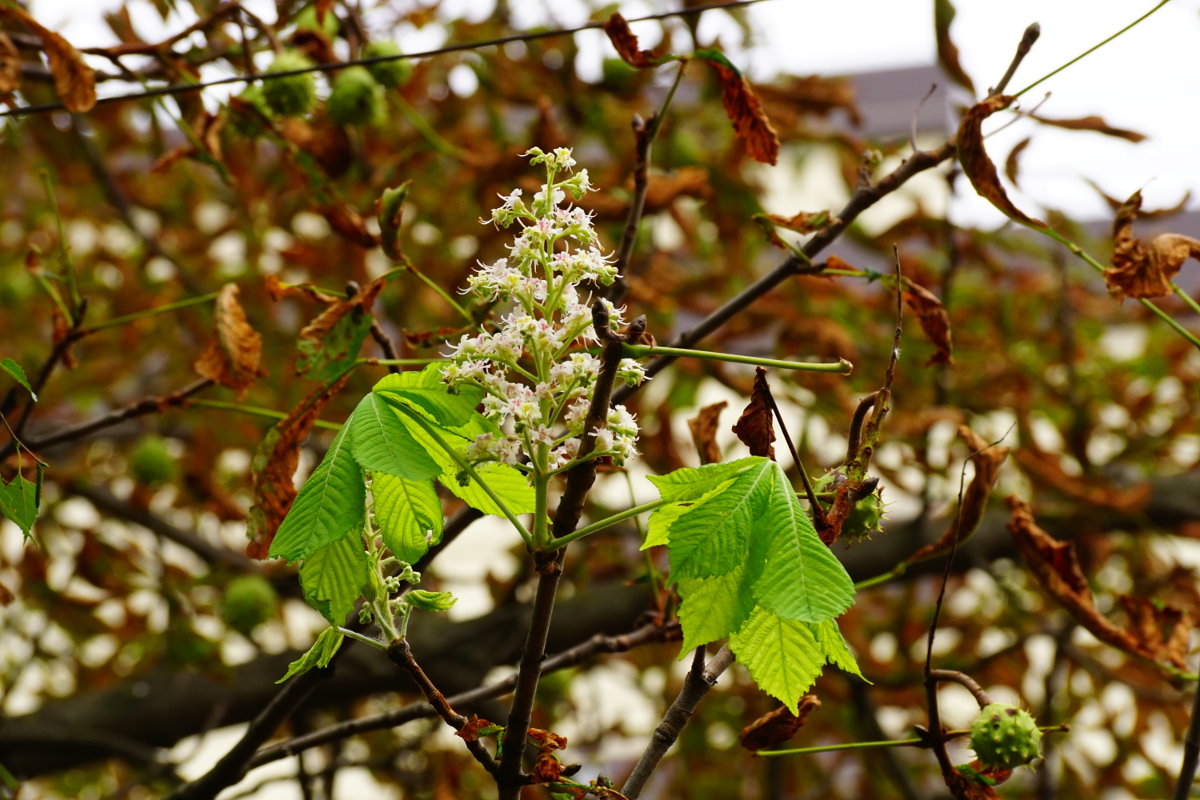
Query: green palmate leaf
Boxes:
[
  {"xmin": 728, "ymin": 608, "xmax": 861, "ymax": 714},
  {"xmin": 676, "ymin": 561, "xmax": 757, "ymax": 653},
  {"xmin": 373, "ymin": 365, "xmax": 484, "ymax": 427},
  {"xmin": 372, "ymin": 472, "xmax": 442, "ymax": 563},
  {"xmin": 1, "ymin": 358, "xmax": 35, "ymax": 401},
  {"xmin": 813, "ymin": 618, "xmax": 866, "ymax": 680},
  {"xmin": 277, "ymin": 626, "xmax": 344, "ymax": 683},
  {"xmin": 348, "ymin": 393, "xmax": 441, "ymax": 480},
  {"xmin": 665, "ymin": 463, "xmax": 774, "ymax": 580},
  {"xmin": 299, "ymin": 533, "xmax": 370, "ymax": 624},
  {"xmin": 0, "ymin": 469, "xmax": 41, "ymax": 538},
  {"xmin": 646, "ymin": 459, "xmax": 756, "ymax": 503},
  {"xmin": 269, "ymin": 425, "xmax": 364, "ymax": 563},
  {"xmin": 439, "ymin": 461, "xmax": 536, "ymax": 516}
]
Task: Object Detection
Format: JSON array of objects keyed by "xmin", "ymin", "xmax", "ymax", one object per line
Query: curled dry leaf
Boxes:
[
  {"xmin": 245, "ymin": 373, "xmax": 351, "ymax": 559},
  {"xmin": 455, "ymin": 715, "xmax": 497, "ymax": 742},
  {"xmin": 321, "ymin": 203, "xmax": 380, "ymax": 249},
  {"xmin": 1006, "ymin": 495, "xmax": 1193, "ymax": 669},
  {"xmin": 697, "ymin": 51, "xmax": 780, "ymax": 166},
  {"xmin": 0, "ymin": 32, "xmax": 19, "ymax": 94},
  {"xmin": 1105, "ymin": 190, "xmax": 1200, "ymax": 299},
  {"xmin": 1013, "ymin": 447, "xmax": 1149, "ymax": 515},
  {"xmin": 1003, "ymin": 137, "xmax": 1031, "ymax": 186},
  {"xmin": 193, "ymin": 283, "xmax": 265, "ymax": 398},
  {"xmin": 0, "ymin": 5, "xmax": 95, "ymax": 112},
  {"xmin": 956, "ymin": 95, "xmax": 1045, "ymax": 228},
  {"xmin": 934, "ymin": 0, "xmax": 976, "ymax": 95},
  {"xmin": 731, "ymin": 368, "xmax": 776, "ymax": 460},
  {"xmin": 527, "ymin": 727, "xmax": 569, "ymax": 784},
  {"xmin": 1029, "ymin": 113, "xmax": 1146, "ymax": 143},
  {"xmin": 295, "ymin": 277, "xmax": 386, "ymax": 382},
  {"xmin": 764, "ymin": 210, "xmax": 835, "ymax": 235},
  {"xmin": 687, "ymin": 401, "xmax": 727, "ymax": 465},
  {"xmin": 602, "ymin": 13, "xmax": 664, "ymax": 69},
  {"xmin": 740, "ymin": 694, "xmax": 821, "ymax": 752},
  {"xmin": 902, "ymin": 277, "xmax": 954, "ymax": 366},
  {"xmin": 754, "ymin": 74, "xmax": 862, "ymax": 127},
  {"xmin": 906, "ymin": 426, "xmax": 1007, "ymax": 563}
]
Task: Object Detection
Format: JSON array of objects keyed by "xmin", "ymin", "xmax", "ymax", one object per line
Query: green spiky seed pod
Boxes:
[
  {"xmin": 129, "ymin": 435, "xmax": 178, "ymax": 486},
  {"xmin": 842, "ymin": 491, "xmax": 885, "ymax": 543},
  {"xmin": 970, "ymin": 703, "xmax": 1043, "ymax": 770},
  {"xmin": 292, "ymin": 4, "xmax": 338, "ymax": 40},
  {"xmin": 361, "ymin": 40, "xmax": 411, "ymax": 88},
  {"xmin": 220, "ymin": 575, "xmax": 279, "ymax": 635},
  {"xmin": 261, "ymin": 50, "xmax": 317, "ymax": 117},
  {"xmin": 327, "ymin": 66, "xmax": 384, "ymax": 126}
]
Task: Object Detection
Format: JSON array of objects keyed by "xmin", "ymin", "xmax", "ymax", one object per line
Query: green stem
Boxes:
[
  {"xmin": 84, "ymin": 292, "xmax": 220, "ymax": 332},
  {"xmin": 1013, "ymin": 1, "xmax": 1173, "ymax": 99},
  {"xmin": 549, "ymin": 498, "xmax": 670, "ymax": 549},
  {"xmin": 391, "ymin": 403, "xmax": 534, "ymax": 547},
  {"xmin": 756, "ymin": 737, "xmax": 925, "ymax": 757},
  {"xmin": 336, "ymin": 626, "xmax": 387, "ymax": 651},
  {"xmin": 190, "ymin": 399, "xmax": 342, "ymax": 430},
  {"xmin": 398, "ymin": 260, "xmax": 473, "ymax": 322},
  {"xmin": 393, "ymin": 96, "xmax": 464, "ymax": 158},
  {"xmin": 621, "ymin": 344, "xmax": 852, "ymax": 374},
  {"xmin": 39, "ymin": 170, "xmax": 80, "ymax": 315},
  {"xmin": 1173, "ymin": 283, "xmax": 1200, "ymax": 317},
  {"xmin": 369, "ymin": 358, "xmax": 444, "ymax": 367},
  {"xmin": 1039, "ymin": 227, "xmax": 1200, "ymax": 350},
  {"xmin": 854, "ymin": 562, "xmax": 907, "ymax": 592}
]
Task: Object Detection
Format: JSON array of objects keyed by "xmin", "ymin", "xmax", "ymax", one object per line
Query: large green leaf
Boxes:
[
  {"xmin": 269, "ymin": 425, "xmax": 364, "ymax": 563},
  {"xmin": 728, "ymin": 608, "xmax": 836, "ymax": 714},
  {"xmin": 348, "ymin": 393, "xmax": 441, "ymax": 480},
  {"xmin": 372, "ymin": 472, "xmax": 443, "ymax": 563},
  {"xmin": 646, "ymin": 458, "xmax": 757, "ymax": 503},
  {"xmin": 277, "ymin": 626, "xmax": 344, "ymax": 683},
  {"xmin": 439, "ymin": 461, "xmax": 536, "ymax": 516},
  {"xmin": 676, "ymin": 562, "xmax": 756, "ymax": 653},
  {"xmin": 1, "ymin": 357, "xmax": 35, "ymax": 401},
  {"xmin": 666, "ymin": 463, "xmax": 774, "ymax": 580},
  {"xmin": 0, "ymin": 469, "xmax": 40, "ymax": 538},
  {"xmin": 373, "ymin": 364, "xmax": 485, "ymax": 427},
  {"xmin": 300, "ymin": 533, "xmax": 370, "ymax": 624}
]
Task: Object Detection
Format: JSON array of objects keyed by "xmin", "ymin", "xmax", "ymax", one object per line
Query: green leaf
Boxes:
[
  {"xmin": 372, "ymin": 472, "xmax": 442, "ymax": 563},
  {"xmin": 439, "ymin": 461, "xmax": 535, "ymax": 516},
  {"xmin": 676, "ymin": 561, "xmax": 756, "ymax": 653},
  {"xmin": 646, "ymin": 458, "xmax": 758, "ymax": 503},
  {"xmin": 813, "ymin": 619, "xmax": 866, "ymax": 681},
  {"xmin": 348, "ymin": 393, "xmax": 441, "ymax": 480},
  {"xmin": 728, "ymin": 608, "xmax": 831, "ymax": 714},
  {"xmin": 665, "ymin": 463, "xmax": 774, "ymax": 580},
  {"xmin": 374, "ymin": 364, "xmax": 484, "ymax": 427},
  {"xmin": 0, "ymin": 470, "xmax": 40, "ymax": 538},
  {"xmin": 296, "ymin": 305, "xmax": 372, "ymax": 383},
  {"xmin": 269, "ymin": 425, "xmax": 364, "ymax": 563},
  {"xmin": 750, "ymin": 462, "xmax": 855, "ymax": 623},
  {"xmin": 277, "ymin": 626, "xmax": 345, "ymax": 683},
  {"xmin": 1, "ymin": 358, "xmax": 35, "ymax": 401},
  {"xmin": 406, "ymin": 589, "xmax": 456, "ymax": 612},
  {"xmin": 299, "ymin": 534, "xmax": 370, "ymax": 624}
]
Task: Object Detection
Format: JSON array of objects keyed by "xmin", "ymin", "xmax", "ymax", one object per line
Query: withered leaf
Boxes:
[
  {"xmin": 0, "ymin": 32, "xmax": 19, "ymax": 94},
  {"xmin": 731, "ymin": 367, "xmax": 776, "ymax": 460},
  {"xmin": 956, "ymin": 95, "xmax": 1045, "ymax": 227},
  {"xmin": 1106, "ymin": 191, "xmax": 1200, "ymax": 299},
  {"xmin": 194, "ymin": 283, "xmax": 265, "ymax": 398},
  {"xmin": 295, "ymin": 277, "xmax": 385, "ymax": 382},
  {"xmin": 50, "ymin": 304, "xmax": 77, "ymax": 369},
  {"xmin": 455, "ymin": 715, "xmax": 498, "ymax": 742},
  {"xmin": 764, "ymin": 210, "xmax": 834, "ymax": 235},
  {"xmin": 0, "ymin": 6, "xmax": 96, "ymax": 112},
  {"xmin": 740, "ymin": 695, "xmax": 821, "ymax": 752},
  {"xmin": 264, "ymin": 274, "xmax": 339, "ymax": 304},
  {"xmin": 687, "ymin": 401, "xmax": 727, "ymax": 465},
  {"xmin": 322, "ymin": 203, "xmax": 380, "ymax": 249},
  {"xmin": 696, "ymin": 50, "xmax": 780, "ymax": 166},
  {"xmin": 1006, "ymin": 496, "xmax": 1192, "ymax": 668},
  {"xmin": 602, "ymin": 13, "xmax": 663, "ymax": 69},
  {"xmin": 1003, "ymin": 136, "xmax": 1030, "ymax": 186},
  {"xmin": 902, "ymin": 278, "xmax": 953, "ymax": 366},
  {"xmin": 934, "ymin": 0, "xmax": 976, "ymax": 95},
  {"xmin": 244, "ymin": 373, "xmax": 351, "ymax": 559},
  {"xmin": 907, "ymin": 426, "xmax": 1007, "ymax": 563},
  {"xmin": 1013, "ymin": 447, "xmax": 1149, "ymax": 514},
  {"xmin": 1030, "ymin": 113, "xmax": 1146, "ymax": 143}
]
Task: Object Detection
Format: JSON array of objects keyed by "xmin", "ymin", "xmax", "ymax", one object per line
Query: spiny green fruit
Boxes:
[
  {"xmin": 129, "ymin": 435, "xmax": 178, "ymax": 487},
  {"xmin": 361, "ymin": 40, "xmax": 410, "ymax": 88},
  {"xmin": 261, "ymin": 50, "xmax": 317, "ymax": 117},
  {"xmin": 969, "ymin": 703, "xmax": 1043, "ymax": 770},
  {"xmin": 220, "ymin": 575, "xmax": 279, "ymax": 635},
  {"xmin": 842, "ymin": 491, "xmax": 885, "ymax": 543},
  {"xmin": 327, "ymin": 66, "xmax": 384, "ymax": 126},
  {"xmin": 292, "ymin": 4, "xmax": 338, "ymax": 40}
]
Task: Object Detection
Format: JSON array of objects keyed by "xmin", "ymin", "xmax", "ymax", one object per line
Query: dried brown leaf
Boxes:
[
  {"xmin": 1030, "ymin": 113, "xmax": 1146, "ymax": 143},
  {"xmin": 687, "ymin": 401, "xmax": 727, "ymax": 465},
  {"xmin": 731, "ymin": 367, "xmax": 775, "ymax": 460},
  {"xmin": 455, "ymin": 715, "xmax": 496, "ymax": 743},
  {"xmin": 0, "ymin": 32, "xmax": 19, "ymax": 94},
  {"xmin": 907, "ymin": 426, "xmax": 1007, "ymax": 563},
  {"xmin": 1106, "ymin": 190, "xmax": 1200, "ymax": 299},
  {"xmin": 934, "ymin": 0, "xmax": 976, "ymax": 94},
  {"xmin": 0, "ymin": 6, "xmax": 96, "ymax": 112},
  {"xmin": 602, "ymin": 13, "xmax": 661, "ymax": 69},
  {"xmin": 244, "ymin": 373, "xmax": 351, "ymax": 559},
  {"xmin": 1006, "ymin": 496, "xmax": 1192, "ymax": 668},
  {"xmin": 754, "ymin": 74, "xmax": 861, "ymax": 127},
  {"xmin": 50, "ymin": 304, "xmax": 77, "ymax": 369},
  {"xmin": 740, "ymin": 695, "xmax": 821, "ymax": 752},
  {"xmin": 1003, "ymin": 136, "xmax": 1031, "ymax": 186},
  {"xmin": 703, "ymin": 56, "xmax": 780, "ymax": 165},
  {"xmin": 295, "ymin": 277, "xmax": 386, "ymax": 381},
  {"xmin": 957, "ymin": 95, "xmax": 1044, "ymax": 227},
  {"xmin": 902, "ymin": 278, "xmax": 954, "ymax": 366},
  {"xmin": 765, "ymin": 210, "xmax": 835, "ymax": 235},
  {"xmin": 1013, "ymin": 447, "xmax": 1150, "ymax": 514},
  {"xmin": 193, "ymin": 284, "xmax": 265, "ymax": 398},
  {"xmin": 322, "ymin": 203, "xmax": 380, "ymax": 248}
]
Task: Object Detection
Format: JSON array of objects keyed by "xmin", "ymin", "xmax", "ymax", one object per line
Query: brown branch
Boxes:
[
  {"xmin": 929, "ymin": 669, "xmax": 992, "ymax": 708},
  {"xmin": 369, "ymin": 320, "xmax": 402, "ymax": 373},
  {"xmin": 607, "ymin": 114, "xmax": 654, "ymax": 305},
  {"xmin": 622, "ymin": 644, "xmax": 735, "ymax": 798},
  {"xmin": 386, "ymin": 638, "xmax": 499, "ymax": 775}
]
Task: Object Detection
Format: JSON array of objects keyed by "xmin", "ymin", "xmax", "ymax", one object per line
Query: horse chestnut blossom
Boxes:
[{"xmin": 441, "ymin": 147, "xmax": 645, "ymax": 473}]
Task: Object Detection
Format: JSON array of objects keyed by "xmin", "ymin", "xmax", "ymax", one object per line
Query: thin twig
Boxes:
[
  {"xmin": 1174, "ymin": 681, "xmax": 1200, "ymax": 800},
  {"xmin": 622, "ymin": 645, "xmax": 736, "ymax": 798},
  {"xmin": 929, "ymin": 669, "xmax": 992, "ymax": 708},
  {"xmin": 990, "ymin": 23, "xmax": 1041, "ymax": 97},
  {"xmin": 386, "ymin": 639, "xmax": 499, "ymax": 775}
]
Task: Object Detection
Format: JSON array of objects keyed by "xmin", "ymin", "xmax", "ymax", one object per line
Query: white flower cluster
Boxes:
[{"xmin": 442, "ymin": 148, "xmax": 645, "ymax": 473}]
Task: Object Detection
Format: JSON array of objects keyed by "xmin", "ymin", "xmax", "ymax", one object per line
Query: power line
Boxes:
[{"xmin": 0, "ymin": 0, "xmax": 770, "ymax": 119}]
